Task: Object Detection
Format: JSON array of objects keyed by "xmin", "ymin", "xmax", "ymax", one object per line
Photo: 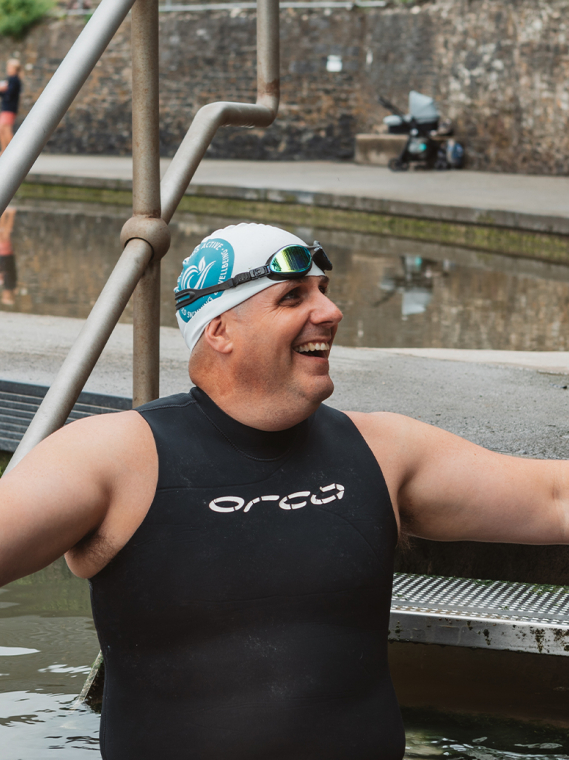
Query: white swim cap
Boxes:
[{"xmin": 175, "ymin": 223, "xmax": 326, "ymax": 355}]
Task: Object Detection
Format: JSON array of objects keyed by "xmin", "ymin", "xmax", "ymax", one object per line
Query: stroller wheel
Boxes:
[{"xmin": 388, "ymin": 157, "xmax": 409, "ymax": 172}]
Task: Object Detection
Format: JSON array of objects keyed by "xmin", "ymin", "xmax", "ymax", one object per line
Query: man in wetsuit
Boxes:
[{"xmin": 1, "ymin": 223, "xmax": 568, "ymax": 759}]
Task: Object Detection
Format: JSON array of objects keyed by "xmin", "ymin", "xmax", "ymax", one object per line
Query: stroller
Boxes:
[{"xmin": 379, "ymin": 91, "xmax": 464, "ymax": 171}]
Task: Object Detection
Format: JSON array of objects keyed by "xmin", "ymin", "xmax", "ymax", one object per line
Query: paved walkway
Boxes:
[{"xmin": 29, "ymin": 155, "xmax": 569, "ymax": 221}]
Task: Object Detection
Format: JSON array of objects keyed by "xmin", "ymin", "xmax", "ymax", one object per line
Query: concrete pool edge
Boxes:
[
  {"xmin": 17, "ymin": 174, "xmax": 569, "ymax": 266},
  {"xmin": 375, "ymin": 347, "xmax": 569, "ymax": 375}
]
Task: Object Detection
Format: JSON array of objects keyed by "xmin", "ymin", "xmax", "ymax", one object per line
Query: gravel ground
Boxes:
[{"xmin": 328, "ymin": 346, "xmax": 569, "ymax": 460}]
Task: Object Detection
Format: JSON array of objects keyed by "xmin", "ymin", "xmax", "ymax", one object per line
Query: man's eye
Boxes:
[{"xmin": 281, "ymin": 288, "xmax": 301, "ymax": 302}]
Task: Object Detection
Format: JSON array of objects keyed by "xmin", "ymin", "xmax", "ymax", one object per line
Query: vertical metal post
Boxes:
[{"xmin": 131, "ymin": 0, "xmax": 162, "ymax": 407}]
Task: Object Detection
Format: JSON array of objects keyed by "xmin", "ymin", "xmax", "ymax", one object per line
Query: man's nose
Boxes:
[{"xmin": 312, "ymin": 289, "xmax": 343, "ymax": 326}]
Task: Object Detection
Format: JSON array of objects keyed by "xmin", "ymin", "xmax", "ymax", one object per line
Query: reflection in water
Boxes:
[
  {"xmin": 0, "ymin": 206, "xmax": 17, "ymax": 306},
  {"xmin": 376, "ymin": 255, "xmax": 437, "ymax": 318},
  {"xmin": 402, "ymin": 709, "xmax": 569, "ymax": 759},
  {"xmin": 3, "ymin": 199, "xmax": 569, "ymax": 351},
  {"xmin": 332, "ymin": 246, "xmax": 569, "ymax": 351},
  {"xmin": 0, "ymin": 558, "xmax": 100, "ymax": 756},
  {"xmin": 0, "ymin": 693, "xmax": 98, "ymax": 758}
]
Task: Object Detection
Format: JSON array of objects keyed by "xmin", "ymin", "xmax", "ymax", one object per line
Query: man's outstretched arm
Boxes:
[
  {"xmin": 348, "ymin": 411, "xmax": 569, "ymax": 545},
  {"xmin": 0, "ymin": 410, "xmax": 157, "ymax": 586}
]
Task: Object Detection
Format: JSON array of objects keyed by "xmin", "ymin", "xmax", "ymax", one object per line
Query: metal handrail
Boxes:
[{"xmin": 3, "ymin": 0, "xmax": 280, "ymax": 473}]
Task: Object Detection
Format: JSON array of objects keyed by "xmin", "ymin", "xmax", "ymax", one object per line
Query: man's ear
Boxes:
[{"xmin": 202, "ymin": 315, "xmax": 233, "ymax": 355}]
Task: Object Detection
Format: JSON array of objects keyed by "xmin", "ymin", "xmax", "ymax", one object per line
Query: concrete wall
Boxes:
[{"xmin": 2, "ymin": 0, "xmax": 569, "ymax": 172}]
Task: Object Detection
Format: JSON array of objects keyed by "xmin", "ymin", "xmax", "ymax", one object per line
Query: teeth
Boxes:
[{"xmin": 294, "ymin": 342, "xmax": 330, "ymax": 353}]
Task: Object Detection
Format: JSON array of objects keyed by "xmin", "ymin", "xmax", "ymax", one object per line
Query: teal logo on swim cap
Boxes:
[{"xmin": 175, "ymin": 238, "xmax": 235, "ymax": 323}]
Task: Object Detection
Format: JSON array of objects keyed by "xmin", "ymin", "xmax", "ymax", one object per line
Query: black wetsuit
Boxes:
[{"xmin": 90, "ymin": 387, "xmax": 404, "ymax": 759}]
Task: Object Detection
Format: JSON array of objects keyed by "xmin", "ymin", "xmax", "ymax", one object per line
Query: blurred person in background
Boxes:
[
  {"xmin": 0, "ymin": 207, "xmax": 17, "ymax": 306},
  {"xmin": 0, "ymin": 59, "xmax": 22, "ymax": 153}
]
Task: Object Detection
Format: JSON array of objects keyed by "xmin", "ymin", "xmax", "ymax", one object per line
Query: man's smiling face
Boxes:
[{"xmin": 225, "ymin": 274, "xmax": 343, "ymax": 411}]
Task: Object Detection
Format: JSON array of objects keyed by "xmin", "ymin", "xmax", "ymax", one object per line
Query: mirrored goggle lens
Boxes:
[{"xmin": 269, "ymin": 246, "xmax": 312, "ymax": 275}]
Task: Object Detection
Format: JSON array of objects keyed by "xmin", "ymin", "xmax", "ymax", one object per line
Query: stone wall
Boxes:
[{"xmin": 3, "ymin": 0, "xmax": 569, "ymax": 172}]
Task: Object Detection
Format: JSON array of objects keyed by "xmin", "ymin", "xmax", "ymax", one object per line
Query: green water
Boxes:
[
  {"xmin": 0, "ymin": 559, "xmax": 99, "ymax": 757},
  {"xmin": 0, "ymin": 556, "xmax": 568, "ymax": 758},
  {"xmin": 403, "ymin": 711, "xmax": 569, "ymax": 759}
]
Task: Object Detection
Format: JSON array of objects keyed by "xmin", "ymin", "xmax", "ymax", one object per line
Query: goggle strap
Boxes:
[
  {"xmin": 175, "ymin": 265, "xmax": 271, "ymax": 311},
  {"xmin": 311, "ymin": 241, "xmax": 333, "ymax": 272},
  {"xmin": 175, "ymin": 242, "xmax": 331, "ymax": 312}
]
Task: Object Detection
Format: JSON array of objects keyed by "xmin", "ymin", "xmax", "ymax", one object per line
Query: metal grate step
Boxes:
[
  {"xmin": 389, "ymin": 572, "xmax": 569, "ymax": 655},
  {"xmin": 0, "ymin": 380, "xmax": 132, "ymax": 452}
]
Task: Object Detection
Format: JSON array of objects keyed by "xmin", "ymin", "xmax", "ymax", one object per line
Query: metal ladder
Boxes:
[{"xmin": 0, "ymin": 0, "xmax": 280, "ymax": 474}]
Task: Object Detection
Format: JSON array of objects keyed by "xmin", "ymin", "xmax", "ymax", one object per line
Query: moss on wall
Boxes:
[{"xmin": 17, "ymin": 180, "xmax": 569, "ymax": 265}]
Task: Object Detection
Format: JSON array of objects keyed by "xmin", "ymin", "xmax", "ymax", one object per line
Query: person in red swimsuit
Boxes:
[{"xmin": 0, "ymin": 59, "xmax": 22, "ymax": 153}]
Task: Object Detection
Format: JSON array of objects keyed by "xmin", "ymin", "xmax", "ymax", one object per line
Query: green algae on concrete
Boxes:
[
  {"xmin": 17, "ymin": 181, "xmax": 133, "ymax": 208},
  {"xmin": 16, "ymin": 181, "xmax": 569, "ymax": 265}
]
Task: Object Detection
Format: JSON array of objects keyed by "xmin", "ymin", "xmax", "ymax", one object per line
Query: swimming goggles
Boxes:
[{"xmin": 174, "ymin": 241, "xmax": 332, "ymax": 312}]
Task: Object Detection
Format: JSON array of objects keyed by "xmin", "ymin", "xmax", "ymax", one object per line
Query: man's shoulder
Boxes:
[
  {"xmin": 11, "ymin": 409, "xmax": 156, "ymax": 507},
  {"xmin": 342, "ymin": 410, "xmax": 433, "ymax": 451},
  {"xmin": 135, "ymin": 391, "xmax": 195, "ymax": 415},
  {"xmin": 342, "ymin": 409, "xmax": 412, "ymax": 428},
  {"xmin": 56, "ymin": 408, "xmax": 153, "ymax": 460}
]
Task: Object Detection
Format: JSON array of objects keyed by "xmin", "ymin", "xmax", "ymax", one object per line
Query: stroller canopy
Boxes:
[{"xmin": 408, "ymin": 91, "xmax": 439, "ymax": 123}]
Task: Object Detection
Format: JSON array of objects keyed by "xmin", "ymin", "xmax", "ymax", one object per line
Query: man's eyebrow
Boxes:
[
  {"xmin": 282, "ymin": 275, "xmax": 330, "ymax": 287},
  {"xmin": 274, "ymin": 275, "xmax": 331, "ymax": 300}
]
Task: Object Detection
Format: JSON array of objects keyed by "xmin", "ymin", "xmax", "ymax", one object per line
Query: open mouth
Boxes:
[{"xmin": 293, "ymin": 341, "xmax": 330, "ymax": 359}]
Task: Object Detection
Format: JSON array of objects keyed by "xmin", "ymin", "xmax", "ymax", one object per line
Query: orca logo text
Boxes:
[{"xmin": 209, "ymin": 483, "xmax": 345, "ymax": 513}]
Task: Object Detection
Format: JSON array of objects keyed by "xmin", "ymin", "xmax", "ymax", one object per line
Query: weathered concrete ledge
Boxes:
[
  {"xmin": 18, "ymin": 173, "xmax": 569, "ymax": 266},
  {"xmin": 354, "ymin": 134, "xmax": 407, "ymax": 166}
]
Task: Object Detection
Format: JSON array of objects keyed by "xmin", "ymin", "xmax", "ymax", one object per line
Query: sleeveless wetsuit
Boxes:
[{"xmin": 90, "ymin": 387, "xmax": 404, "ymax": 760}]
